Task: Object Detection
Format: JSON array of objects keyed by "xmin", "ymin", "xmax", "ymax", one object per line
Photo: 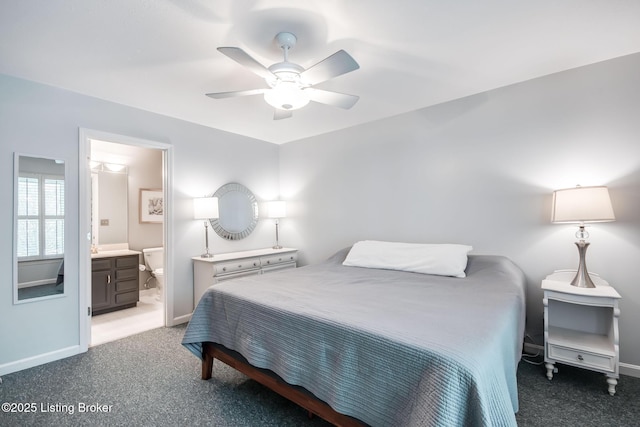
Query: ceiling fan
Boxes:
[{"xmin": 206, "ymin": 32, "xmax": 360, "ymax": 120}]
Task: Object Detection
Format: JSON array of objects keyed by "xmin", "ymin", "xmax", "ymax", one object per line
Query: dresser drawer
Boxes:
[
  {"xmin": 214, "ymin": 257, "xmax": 261, "ymax": 275},
  {"xmin": 116, "ymin": 268, "xmax": 139, "ymax": 281},
  {"xmin": 261, "ymin": 252, "xmax": 298, "ymax": 267},
  {"xmin": 116, "ymin": 255, "xmax": 139, "ymax": 268},
  {"xmin": 92, "ymin": 258, "xmax": 113, "ymax": 271},
  {"xmin": 216, "ymin": 269, "xmax": 261, "ymax": 283},
  {"xmin": 115, "ymin": 290, "xmax": 139, "ymax": 305},
  {"xmin": 548, "ymin": 343, "xmax": 615, "ymax": 372},
  {"xmin": 115, "ymin": 278, "xmax": 139, "ymax": 293}
]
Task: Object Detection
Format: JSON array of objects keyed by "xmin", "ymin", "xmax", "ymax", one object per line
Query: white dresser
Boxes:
[
  {"xmin": 192, "ymin": 247, "xmax": 298, "ymax": 308},
  {"xmin": 542, "ymin": 270, "xmax": 621, "ymax": 396}
]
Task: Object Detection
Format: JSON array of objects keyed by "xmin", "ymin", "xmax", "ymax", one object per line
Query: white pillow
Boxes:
[{"xmin": 342, "ymin": 240, "xmax": 472, "ymax": 278}]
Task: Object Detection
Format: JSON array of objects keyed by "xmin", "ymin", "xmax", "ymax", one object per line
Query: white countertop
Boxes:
[
  {"xmin": 91, "ymin": 244, "xmax": 141, "ymax": 259},
  {"xmin": 91, "ymin": 249, "xmax": 141, "ymax": 259}
]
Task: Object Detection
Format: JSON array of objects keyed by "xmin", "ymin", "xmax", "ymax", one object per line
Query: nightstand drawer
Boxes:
[
  {"xmin": 214, "ymin": 258, "xmax": 261, "ymax": 275},
  {"xmin": 548, "ymin": 343, "xmax": 615, "ymax": 372}
]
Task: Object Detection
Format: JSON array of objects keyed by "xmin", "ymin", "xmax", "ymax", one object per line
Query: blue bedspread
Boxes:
[{"xmin": 183, "ymin": 249, "xmax": 526, "ymax": 426}]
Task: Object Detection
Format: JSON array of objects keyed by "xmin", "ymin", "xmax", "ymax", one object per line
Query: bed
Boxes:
[{"xmin": 182, "ymin": 243, "xmax": 526, "ymax": 426}]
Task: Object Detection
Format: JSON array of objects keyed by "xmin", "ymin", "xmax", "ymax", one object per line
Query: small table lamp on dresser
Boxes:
[
  {"xmin": 266, "ymin": 200, "xmax": 286, "ymax": 249},
  {"xmin": 194, "ymin": 197, "xmax": 219, "ymax": 258}
]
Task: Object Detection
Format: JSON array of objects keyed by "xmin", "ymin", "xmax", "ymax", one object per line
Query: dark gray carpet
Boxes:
[
  {"xmin": 516, "ymin": 356, "xmax": 640, "ymax": 427},
  {"xmin": 0, "ymin": 325, "xmax": 638, "ymax": 426}
]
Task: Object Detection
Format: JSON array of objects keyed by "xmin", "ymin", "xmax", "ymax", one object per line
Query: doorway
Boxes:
[{"xmin": 79, "ymin": 129, "xmax": 173, "ymax": 351}]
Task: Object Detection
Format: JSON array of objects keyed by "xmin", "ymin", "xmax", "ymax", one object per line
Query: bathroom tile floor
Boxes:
[{"xmin": 91, "ymin": 289, "xmax": 164, "ymax": 347}]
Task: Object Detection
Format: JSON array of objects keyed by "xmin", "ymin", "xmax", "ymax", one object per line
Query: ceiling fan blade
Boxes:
[
  {"xmin": 304, "ymin": 88, "xmax": 359, "ymax": 109},
  {"xmin": 206, "ymin": 88, "xmax": 267, "ymax": 99},
  {"xmin": 300, "ymin": 50, "xmax": 360, "ymax": 85},
  {"xmin": 217, "ymin": 47, "xmax": 275, "ymax": 79},
  {"xmin": 273, "ymin": 109, "xmax": 293, "ymax": 120}
]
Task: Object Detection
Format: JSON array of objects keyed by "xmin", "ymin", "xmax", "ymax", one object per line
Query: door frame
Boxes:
[{"xmin": 78, "ymin": 128, "xmax": 174, "ymax": 351}]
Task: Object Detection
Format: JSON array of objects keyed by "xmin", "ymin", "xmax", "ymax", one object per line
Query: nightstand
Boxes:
[{"xmin": 542, "ymin": 270, "xmax": 621, "ymax": 396}]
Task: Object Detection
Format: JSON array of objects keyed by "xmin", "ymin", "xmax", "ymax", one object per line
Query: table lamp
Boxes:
[
  {"xmin": 267, "ymin": 201, "xmax": 286, "ymax": 249},
  {"xmin": 551, "ymin": 185, "xmax": 615, "ymax": 288},
  {"xmin": 193, "ymin": 197, "xmax": 219, "ymax": 258}
]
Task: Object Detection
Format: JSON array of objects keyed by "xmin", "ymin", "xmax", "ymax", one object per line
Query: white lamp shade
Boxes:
[
  {"xmin": 551, "ymin": 186, "xmax": 615, "ymax": 223},
  {"xmin": 193, "ymin": 197, "xmax": 219, "ymax": 219},
  {"xmin": 267, "ymin": 200, "xmax": 287, "ymax": 218}
]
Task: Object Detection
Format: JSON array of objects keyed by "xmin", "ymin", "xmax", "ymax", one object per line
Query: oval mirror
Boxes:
[{"xmin": 209, "ymin": 182, "xmax": 258, "ymax": 240}]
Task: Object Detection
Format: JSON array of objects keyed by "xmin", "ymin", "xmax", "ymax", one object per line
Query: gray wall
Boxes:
[
  {"xmin": 279, "ymin": 53, "xmax": 640, "ymax": 367},
  {"xmin": 0, "ymin": 73, "xmax": 280, "ymax": 371}
]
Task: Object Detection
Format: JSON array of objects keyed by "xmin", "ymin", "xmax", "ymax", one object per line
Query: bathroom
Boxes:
[{"xmin": 89, "ymin": 138, "xmax": 165, "ymax": 345}]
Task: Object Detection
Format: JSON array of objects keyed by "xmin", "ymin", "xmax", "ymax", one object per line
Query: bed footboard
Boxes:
[{"xmin": 201, "ymin": 342, "xmax": 366, "ymax": 427}]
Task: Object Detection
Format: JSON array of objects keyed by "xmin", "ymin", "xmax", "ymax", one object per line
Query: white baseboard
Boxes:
[
  {"xmin": 0, "ymin": 345, "xmax": 81, "ymax": 376},
  {"xmin": 620, "ymin": 363, "xmax": 640, "ymax": 378},
  {"xmin": 522, "ymin": 342, "xmax": 640, "ymax": 378},
  {"xmin": 171, "ymin": 313, "xmax": 191, "ymax": 326}
]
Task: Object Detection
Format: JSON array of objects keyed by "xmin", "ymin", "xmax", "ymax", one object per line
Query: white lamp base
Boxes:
[
  {"xmin": 272, "ymin": 220, "xmax": 282, "ymax": 250},
  {"xmin": 201, "ymin": 222, "xmax": 214, "ymax": 258}
]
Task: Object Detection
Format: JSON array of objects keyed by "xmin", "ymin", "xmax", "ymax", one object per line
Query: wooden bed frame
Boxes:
[{"xmin": 201, "ymin": 342, "xmax": 366, "ymax": 427}]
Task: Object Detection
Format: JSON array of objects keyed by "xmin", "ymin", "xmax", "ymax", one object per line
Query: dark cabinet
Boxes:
[
  {"xmin": 91, "ymin": 254, "xmax": 140, "ymax": 316},
  {"xmin": 91, "ymin": 268, "xmax": 111, "ymax": 312}
]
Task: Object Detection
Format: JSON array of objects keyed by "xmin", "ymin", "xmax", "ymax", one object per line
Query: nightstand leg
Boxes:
[
  {"xmin": 545, "ymin": 362, "xmax": 555, "ymax": 380},
  {"xmin": 606, "ymin": 376, "xmax": 617, "ymax": 396}
]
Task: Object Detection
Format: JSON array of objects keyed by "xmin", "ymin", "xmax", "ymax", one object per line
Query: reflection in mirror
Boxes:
[
  {"xmin": 14, "ymin": 154, "xmax": 66, "ymax": 302},
  {"xmin": 91, "ymin": 167, "xmax": 128, "ymax": 247},
  {"xmin": 210, "ymin": 182, "xmax": 259, "ymax": 240}
]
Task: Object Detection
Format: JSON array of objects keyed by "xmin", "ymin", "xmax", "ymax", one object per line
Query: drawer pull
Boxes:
[
  {"xmin": 238, "ymin": 264, "xmax": 242, "ymax": 268},
  {"xmin": 222, "ymin": 267, "xmax": 227, "ymax": 272},
  {"xmin": 577, "ymin": 355, "xmax": 584, "ymax": 361}
]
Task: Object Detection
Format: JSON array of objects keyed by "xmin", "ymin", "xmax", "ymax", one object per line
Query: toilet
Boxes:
[{"xmin": 142, "ymin": 247, "xmax": 164, "ymax": 301}]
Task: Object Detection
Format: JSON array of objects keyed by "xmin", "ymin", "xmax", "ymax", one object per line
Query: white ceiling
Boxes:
[{"xmin": 2, "ymin": 1, "xmax": 640, "ymax": 145}]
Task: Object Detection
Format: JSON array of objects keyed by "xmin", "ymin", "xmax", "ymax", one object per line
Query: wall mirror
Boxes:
[
  {"xmin": 210, "ymin": 182, "xmax": 259, "ymax": 240},
  {"xmin": 91, "ymin": 167, "xmax": 128, "ymax": 247},
  {"xmin": 13, "ymin": 154, "xmax": 66, "ymax": 303}
]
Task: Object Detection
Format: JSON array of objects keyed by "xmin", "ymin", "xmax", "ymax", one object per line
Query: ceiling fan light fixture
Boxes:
[
  {"xmin": 209, "ymin": 32, "xmax": 360, "ymax": 118},
  {"xmin": 264, "ymin": 81, "xmax": 310, "ymax": 110}
]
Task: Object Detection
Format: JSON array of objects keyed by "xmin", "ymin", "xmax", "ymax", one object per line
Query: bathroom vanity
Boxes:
[
  {"xmin": 91, "ymin": 251, "xmax": 141, "ymax": 316},
  {"xmin": 192, "ymin": 247, "xmax": 298, "ymax": 309}
]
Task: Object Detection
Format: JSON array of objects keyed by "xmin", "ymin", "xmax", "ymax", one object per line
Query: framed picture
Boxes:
[{"xmin": 139, "ymin": 189, "xmax": 163, "ymax": 223}]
